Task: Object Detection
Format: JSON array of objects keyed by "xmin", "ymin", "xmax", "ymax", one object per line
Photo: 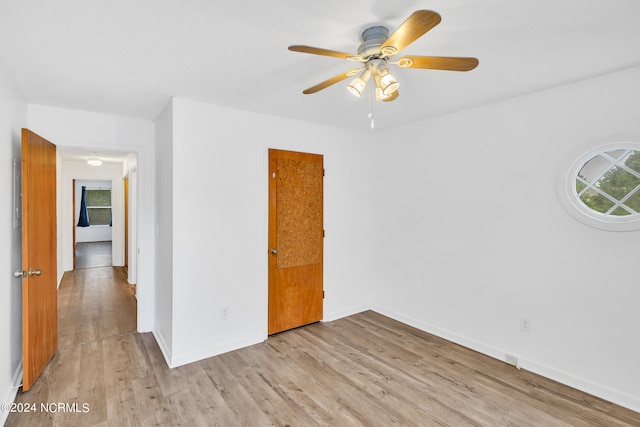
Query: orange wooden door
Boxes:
[
  {"xmin": 21, "ymin": 129, "xmax": 57, "ymax": 391},
  {"xmin": 268, "ymin": 149, "xmax": 324, "ymax": 335}
]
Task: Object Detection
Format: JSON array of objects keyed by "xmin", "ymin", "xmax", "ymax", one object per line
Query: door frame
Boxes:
[
  {"xmin": 267, "ymin": 148, "xmax": 324, "ymax": 335},
  {"xmin": 57, "ymin": 146, "xmax": 142, "ymax": 325},
  {"xmin": 124, "ymin": 176, "xmax": 129, "ymax": 272},
  {"xmin": 72, "ymin": 179, "xmax": 77, "ymax": 269}
]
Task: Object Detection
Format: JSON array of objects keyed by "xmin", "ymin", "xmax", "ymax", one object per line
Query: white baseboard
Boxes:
[
  {"xmin": 1, "ymin": 360, "xmax": 23, "ymax": 426},
  {"xmin": 10, "ymin": 361, "xmax": 22, "ymax": 391},
  {"xmin": 152, "ymin": 327, "xmax": 266, "ymax": 369},
  {"xmin": 322, "ymin": 304, "xmax": 370, "ymax": 323},
  {"xmin": 169, "ymin": 333, "xmax": 266, "ymax": 369},
  {"xmin": 152, "ymin": 329, "xmax": 172, "ymax": 369},
  {"xmin": 370, "ymin": 305, "xmax": 640, "ymax": 414}
]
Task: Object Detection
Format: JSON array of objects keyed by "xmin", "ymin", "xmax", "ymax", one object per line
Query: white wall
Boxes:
[
  {"xmin": 154, "ymin": 100, "xmax": 174, "ymax": 362},
  {"xmin": 28, "ymin": 105, "xmax": 156, "ymax": 332},
  {"xmin": 371, "ymin": 66, "xmax": 640, "ymax": 411},
  {"xmin": 159, "ymin": 97, "xmax": 375, "ymax": 367},
  {"xmin": 0, "ymin": 60, "xmax": 27, "ymax": 425},
  {"xmin": 76, "ymin": 226, "xmax": 113, "ymax": 244}
]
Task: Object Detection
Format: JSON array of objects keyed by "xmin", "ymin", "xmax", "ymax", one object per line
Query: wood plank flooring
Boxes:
[
  {"xmin": 75, "ymin": 241, "xmax": 112, "ymax": 270},
  {"xmin": 58, "ymin": 267, "xmax": 136, "ymax": 349},
  {"xmin": 7, "ymin": 267, "xmax": 640, "ymax": 426}
]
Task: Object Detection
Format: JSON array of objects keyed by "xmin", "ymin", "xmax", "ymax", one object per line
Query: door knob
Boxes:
[
  {"xmin": 270, "ymin": 248, "xmax": 278, "ymax": 255},
  {"xmin": 28, "ymin": 268, "xmax": 42, "ymax": 277},
  {"xmin": 14, "ymin": 270, "xmax": 26, "ymax": 278}
]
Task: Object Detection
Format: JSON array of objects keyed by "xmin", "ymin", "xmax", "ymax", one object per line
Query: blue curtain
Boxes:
[{"xmin": 77, "ymin": 186, "xmax": 90, "ymax": 227}]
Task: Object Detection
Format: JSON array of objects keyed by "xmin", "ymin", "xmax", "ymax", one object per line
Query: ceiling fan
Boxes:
[{"xmin": 289, "ymin": 10, "xmax": 478, "ymax": 103}]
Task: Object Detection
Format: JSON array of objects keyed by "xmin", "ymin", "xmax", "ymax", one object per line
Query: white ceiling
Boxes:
[
  {"xmin": 56, "ymin": 146, "xmax": 130, "ymax": 164},
  {"xmin": 1, "ymin": 0, "xmax": 639, "ymax": 133}
]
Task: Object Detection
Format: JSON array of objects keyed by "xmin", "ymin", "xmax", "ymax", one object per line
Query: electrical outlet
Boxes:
[
  {"xmin": 221, "ymin": 306, "xmax": 229, "ymax": 320},
  {"xmin": 505, "ymin": 354, "xmax": 518, "ymax": 367},
  {"xmin": 520, "ymin": 317, "xmax": 531, "ymax": 333}
]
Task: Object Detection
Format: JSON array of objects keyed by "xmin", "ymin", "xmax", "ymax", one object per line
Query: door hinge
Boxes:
[
  {"xmin": 323, "ymin": 291, "xmax": 325, "ymax": 299},
  {"xmin": 323, "ymin": 168, "xmax": 325, "ymax": 177},
  {"xmin": 323, "ymin": 229, "xmax": 325, "ymax": 238}
]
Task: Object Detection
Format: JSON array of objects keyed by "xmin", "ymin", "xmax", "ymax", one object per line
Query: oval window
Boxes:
[{"xmin": 557, "ymin": 141, "xmax": 640, "ymax": 231}]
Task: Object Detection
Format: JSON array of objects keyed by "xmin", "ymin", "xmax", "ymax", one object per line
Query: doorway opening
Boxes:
[
  {"xmin": 73, "ymin": 179, "xmax": 113, "ymax": 270},
  {"xmin": 58, "ymin": 146, "xmax": 139, "ymax": 328}
]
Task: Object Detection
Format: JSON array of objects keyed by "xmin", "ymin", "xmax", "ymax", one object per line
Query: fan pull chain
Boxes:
[{"xmin": 368, "ymin": 81, "xmax": 375, "ymax": 130}]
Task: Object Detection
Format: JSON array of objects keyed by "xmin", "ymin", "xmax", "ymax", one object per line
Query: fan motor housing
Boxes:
[{"xmin": 357, "ymin": 26, "xmax": 389, "ymax": 57}]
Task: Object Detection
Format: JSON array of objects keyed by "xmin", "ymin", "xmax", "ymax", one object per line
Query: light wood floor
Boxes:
[
  {"xmin": 75, "ymin": 241, "xmax": 112, "ymax": 270},
  {"xmin": 7, "ymin": 268, "xmax": 640, "ymax": 426}
]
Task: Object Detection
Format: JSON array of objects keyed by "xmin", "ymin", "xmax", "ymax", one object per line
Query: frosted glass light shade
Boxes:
[{"xmin": 347, "ymin": 68, "xmax": 372, "ymax": 97}]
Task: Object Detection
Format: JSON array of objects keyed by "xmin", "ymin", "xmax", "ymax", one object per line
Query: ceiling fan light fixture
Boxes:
[
  {"xmin": 374, "ymin": 72, "xmax": 398, "ymax": 96},
  {"xmin": 347, "ymin": 68, "xmax": 372, "ymax": 97},
  {"xmin": 375, "ymin": 87, "xmax": 391, "ymax": 101},
  {"xmin": 377, "ymin": 88, "xmax": 399, "ymax": 102},
  {"xmin": 373, "ymin": 62, "xmax": 399, "ymax": 95},
  {"xmin": 347, "ymin": 78, "xmax": 366, "ymax": 97},
  {"xmin": 379, "ymin": 73, "xmax": 399, "ymax": 95}
]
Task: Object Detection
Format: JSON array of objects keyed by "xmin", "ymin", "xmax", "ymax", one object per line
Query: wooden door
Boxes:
[
  {"xmin": 21, "ymin": 129, "xmax": 57, "ymax": 391},
  {"xmin": 268, "ymin": 149, "xmax": 324, "ymax": 335}
]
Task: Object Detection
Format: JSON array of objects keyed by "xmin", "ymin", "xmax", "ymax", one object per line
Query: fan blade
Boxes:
[
  {"xmin": 396, "ymin": 55, "xmax": 479, "ymax": 71},
  {"xmin": 289, "ymin": 45, "xmax": 364, "ymax": 62},
  {"xmin": 302, "ymin": 69, "xmax": 362, "ymax": 94},
  {"xmin": 381, "ymin": 10, "xmax": 441, "ymax": 56}
]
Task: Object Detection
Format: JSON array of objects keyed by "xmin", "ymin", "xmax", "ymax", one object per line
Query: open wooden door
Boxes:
[
  {"xmin": 268, "ymin": 149, "xmax": 324, "ymax": 335},
  {"xmin": 20, "ymin": 129, "xmax": 57, "ymax": 391}
]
